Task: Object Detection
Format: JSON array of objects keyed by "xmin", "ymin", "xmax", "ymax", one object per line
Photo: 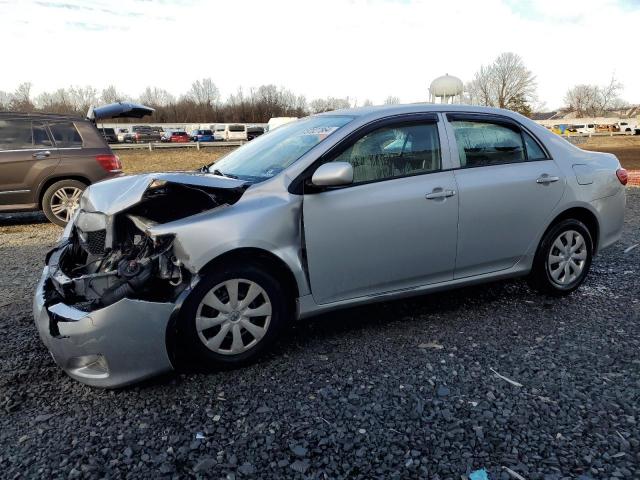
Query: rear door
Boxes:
[
  {"xmin": 0, "ymin": 119, "xmax": 60, "ymax": 208},
  {"xmin": 444, "ymin": 113, "xmax": 565, "ymax": 278}
]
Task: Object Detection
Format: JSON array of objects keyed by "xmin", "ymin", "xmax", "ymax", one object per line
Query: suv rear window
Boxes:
[
  {"xmin": 229, "ymin": 125, "xmax": 245, "ymax": 132},
  {"xmin": 49, "ymin": 122, "xmax": 83, "ymax": 147}
]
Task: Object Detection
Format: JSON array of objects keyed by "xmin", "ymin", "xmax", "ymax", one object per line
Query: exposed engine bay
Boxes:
[{"xmin": 46, "ymin": 179, "xmax": 246, "ymax": 310}]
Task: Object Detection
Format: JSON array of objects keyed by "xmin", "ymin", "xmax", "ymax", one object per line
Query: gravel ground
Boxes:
[{"xmin": 0, "ymin": 191, "xmax": 639, "ymax": 479}]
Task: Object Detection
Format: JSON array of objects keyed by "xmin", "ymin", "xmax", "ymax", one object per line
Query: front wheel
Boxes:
[
  {"xmin": 178, "ymin": 264, "xmax": 290, "ymax": 368},
  {"xmin": 528, "ymin": 219, "xmax": 593, "ymax": 295}
]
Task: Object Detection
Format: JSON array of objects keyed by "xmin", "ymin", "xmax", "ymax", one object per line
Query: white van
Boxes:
[
  {"xmin": 227, "ymin": 124, "xmax": 247, "ymax": 141},
  {"xmin": 569, "ymin": 124, "xmax": 596, "ymax": 134},
  {"xmin": 266, "ymin": 117, "xmax": 298, "ymax": 132},
  {"xmin": 617, "ymin": 121, "xmax": 637, "ymax": 134},
  {"xmin": 213, "ymin": 124, "xmax": 226, "ymax": 141}
]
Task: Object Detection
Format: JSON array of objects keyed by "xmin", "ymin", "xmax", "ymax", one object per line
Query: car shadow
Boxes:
[
  {"xmin": 0, "ymin": 211, "xmax": 50, "ymax": 227},
  {"xmin": 168, "ymin": 278, "xmax": 536, "ymax": 382}
]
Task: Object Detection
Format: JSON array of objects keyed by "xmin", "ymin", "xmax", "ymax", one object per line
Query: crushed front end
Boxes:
[{"xmin": 33, "ymin": 173, "xmax": 247, "ymax": 387}]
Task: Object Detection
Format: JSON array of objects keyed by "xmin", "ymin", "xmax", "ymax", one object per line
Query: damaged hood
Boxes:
[{"xmin": 81, "ymin": 172, "xmax": 248, "ymax": 215}]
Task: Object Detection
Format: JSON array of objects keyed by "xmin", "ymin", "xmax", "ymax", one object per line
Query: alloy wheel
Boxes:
[{"xmin": 50, "ymin": 186, "xmax": 83, "ymax": 223}]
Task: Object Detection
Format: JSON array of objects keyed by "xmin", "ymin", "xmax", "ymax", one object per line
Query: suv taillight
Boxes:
[
  {"xmin": 616, "ymin": 168, "xmax": 628, "ymax": 185},
  {"xmin": 96, "ymin": 154, "xmax": 122, "ymax": 172}
]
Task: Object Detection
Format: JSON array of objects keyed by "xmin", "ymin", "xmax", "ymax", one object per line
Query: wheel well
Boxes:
[
  {"xmin": 199, "ymin": 248, "xmax": 300, "ymax": 300},
  {"xmin": 547, "ymin": 207, "xmax": 599, "ymax": 252},
  {"xmin": 38, "ymin": 176, "xmax": 90, "ymax": 208}
]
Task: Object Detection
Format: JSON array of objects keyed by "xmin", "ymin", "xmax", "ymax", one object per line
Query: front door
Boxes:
[{"xmin": 302, "ymin": 117, "xmax": 459, "ymax": 304}]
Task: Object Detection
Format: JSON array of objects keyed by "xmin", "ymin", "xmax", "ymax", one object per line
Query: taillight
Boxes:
[
  {"xmin": 96, "ymin": 154, "xmax": 122, "ymax": 172},
  {"xmin": 616, "ymin": 168, "xmax": 628, "ymax": 185}
]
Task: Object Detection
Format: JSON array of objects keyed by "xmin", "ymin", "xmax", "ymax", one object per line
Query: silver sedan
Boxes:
[{"xmin": 33, "ymin": 105, "xmax": 627, "ymax": 387}]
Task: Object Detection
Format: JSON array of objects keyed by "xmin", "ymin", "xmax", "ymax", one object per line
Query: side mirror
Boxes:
[{"xmin": 311, "ymin": 162, "xmax": 353, "ymax": 187}]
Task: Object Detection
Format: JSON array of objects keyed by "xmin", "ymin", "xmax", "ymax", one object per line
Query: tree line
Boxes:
[
  {"xmin": 0, "ymin": 81, "xmax": 393, "ymax": 123},
  {"xmin": 0, "ymin": 54, "xmax": 629, "ymax": 122}
]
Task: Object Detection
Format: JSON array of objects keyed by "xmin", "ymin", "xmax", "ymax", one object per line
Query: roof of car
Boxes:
[
  {"xmin": 319, "ymin": 103, "xmax": 524, "ymax": 121},
  {"xmin": 0, "ymin": 111, "xmax": 85, "ymax": 121}
]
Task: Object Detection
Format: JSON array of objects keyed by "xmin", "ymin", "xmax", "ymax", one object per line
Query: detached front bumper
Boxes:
[{"xmin": 33, "ymin": 266, "xmax": 176, "ymax": 388}]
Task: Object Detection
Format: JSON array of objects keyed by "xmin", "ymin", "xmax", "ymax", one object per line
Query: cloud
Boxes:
[{"xmin": 0, "ymin": 0, "xmax": 639, "ymax": 109}]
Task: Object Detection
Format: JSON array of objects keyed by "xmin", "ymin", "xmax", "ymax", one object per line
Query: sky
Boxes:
[{"xmin": 1, "ymin": 0, "xmax": 639, "ymax": 110}]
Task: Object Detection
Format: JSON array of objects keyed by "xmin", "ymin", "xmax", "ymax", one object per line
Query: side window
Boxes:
[
  {"xmin": 0, "ymin": 119, "xmax": 33, "ymax": 150},
  {"xmin": 451, "ymin": 121, "xmax": 524, "ymax": 168},
  {"xmin": 332, "ymin": 123, "xmax": 441, "ymax": 183},
  {"xmin": 523, "ymin": 132, "xmax": 546, "ymax": 160},
  {"xmin": 33, "ymin": 122, "xmax": 53, "ymax": 147},
  {"xmin": 49, "ymin": 122, "xmax": 83, "ymax": 147}
]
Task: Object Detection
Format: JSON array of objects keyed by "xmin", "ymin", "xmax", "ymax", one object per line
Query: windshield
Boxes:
[{"xmin": 211, "ymin": 115, "xmax": 353, "ymax": 181}]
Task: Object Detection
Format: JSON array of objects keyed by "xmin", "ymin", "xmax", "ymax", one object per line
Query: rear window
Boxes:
[
  {"xmin": 0, "ymin": 119, "xmax": 33, "ymax": 150},
  {"xmin": 49, "ymin": 122, "xmax": 83, "ymax": 147},
  {"xmin": 173, "ymin": 131, "xmax": 186, "ymax": 135},
  {"xmin": 215, "ymin": 126, "xmax": 225, "ymax": 131},
  {"xmin": 103, "ymin": 128, "xmax": 115, "ymax": 135},
  {"xmin": 201, "ymin": 130, "xmax": 213, "ymax": 135},
  {"xmin": 229, "ymin": 124, "xmax": 245, "ymax": 132}
]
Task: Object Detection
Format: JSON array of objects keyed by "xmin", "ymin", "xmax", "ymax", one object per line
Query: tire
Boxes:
[
  {"xmin": 177, "ymin": 263, "xmax": 291, "ymax": 369},
  {"xmin": 528, "ymin": 219, "xmax": 593, "ymax": 295},
  {"xmin": 41, "ymin": 179, "xmax": 87, "ymax": 227}
]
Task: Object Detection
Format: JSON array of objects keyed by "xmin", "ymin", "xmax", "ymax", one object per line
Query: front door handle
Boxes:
[
  {"xmin": 536, "ymin": 174, "xmax": 560, "ymax": 184},
  {"xmin": 425, "ymin": 188, "xmax": 456, "ymax": 200},
  {"xmin": 32, "ymin": 151, "xmax": 51, "ymax": 159}
]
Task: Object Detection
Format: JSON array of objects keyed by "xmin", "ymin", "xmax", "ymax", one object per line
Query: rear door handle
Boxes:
[
  {"xmin": 536, "ymin": 175, "xmax": 560, "ymax": 184},
  {"xmin": 425, "ymin": 188, "xmax": 456, "ymax": 200},
  {"xmin": 32, "ymin": 151, "xmax": 51, "ymax": 159}
]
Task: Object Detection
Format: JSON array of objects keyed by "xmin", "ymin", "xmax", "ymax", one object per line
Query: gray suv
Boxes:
[{"xmin": 0, "ymin": 103, "xmax": 153, "ymax": 226}]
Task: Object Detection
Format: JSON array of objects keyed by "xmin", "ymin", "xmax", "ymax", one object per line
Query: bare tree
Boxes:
[
  {"xmin": 139, "ymin": 86, "xmax": 175, "ymax": 107},
  {"xmin": 0, "ymin": 90, "xmax": 11, "ymax": 110},
  {"xmin": 10, "ymin": 82, "xmax": 34, "ymax": 111},
  {"xmin": 564, "ymin": 75, "xmax": 626, "ymax": 116},
  {"xmin": 467, "ymin": 52, "xmax": 537, "ymax": 115},
  {"xmin": 101, "ymin": 85, "xmax": 128, "ymax": 104},
  {"xmin": 35, "ymin": 88, "xmax": 74, "ymax": 113},
  {"xmin": 384, "ymin": 96, "xmax": 400, "ymax": 105},
  {"xmin": 186, "ymin": 78, "xmax": 220, "ymax": 105},
  {"xmin": 361, "ymin": 99, "xmax": 373, "ymax": 107},
  {"xmin": 66, "ymin": 85, "xmax": 99, "ymax": 113},
  {"xmin": 309, "ymin": 97, "xmax": 351, "ymax": 113}
]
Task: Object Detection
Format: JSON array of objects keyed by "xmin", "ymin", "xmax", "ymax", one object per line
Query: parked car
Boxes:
[
  {"xmin": 213, "ymin": 124, "xmax": 226, "ymax": 141},
  {"xmin": 266, "ymin": 117, "xmax": 298, "ymax": 132},
  {"xmin": 227, "ymin": 124, "xmax": 247, "ymax": 141},
  {"xmin": 116, "ymin": 128, "xmax": 129, "ymax": 143},
  {"xmin": 129, "ymin": 126, "xmax": 162, "ymax": 143},
  {"xmin": 33, "ymin": 105, "xmax": 626, "ymax": 387},
  {"xmin": 98, "ymin": 127, "xmax": 118, "ymax": 143},
  {"xmin": 169, "ymin": 130, "xmax": 190, "ymax": 142},
  {"xmin": 190, "ymin": 129, "xmax": 214, "ymax": 142},
  {"xmin": 0, "ymin": 102, "xmax": 153, "ymax": 226},
  {"xmin": 247, "ymin": 126, "xmax": 265, "ymax": 141}
]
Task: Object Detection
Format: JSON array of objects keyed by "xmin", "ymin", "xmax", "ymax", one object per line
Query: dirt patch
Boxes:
[
  {"xmin": 117, "ymin": 147, "xmax": 236, "ymax": 174},
  {"xmin": 578, "ymin": 136, "xmax": 640, "ymax": 170}
]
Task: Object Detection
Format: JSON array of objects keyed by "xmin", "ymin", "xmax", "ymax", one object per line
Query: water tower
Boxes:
[{"xmin": 429, "ymin": 74, "xmax": 464, "ymax": 104}]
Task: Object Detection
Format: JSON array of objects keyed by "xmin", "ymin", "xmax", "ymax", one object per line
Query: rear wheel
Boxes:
[
  {"xmin": 42, "ymin": 179, "xmax": 86, "ymax": 226},
  {"xmin": 528, "ymin": 219, "xmax": 593, "ymax": 295},
  {"xmin": 178, "ymin": 264, "xmax": 290, "ymax": 368}
]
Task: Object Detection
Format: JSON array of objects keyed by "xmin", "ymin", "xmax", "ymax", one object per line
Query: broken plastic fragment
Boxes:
[{"xmin": 469, "ymin": 468, "xmax": 489, "ymax": 480}]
